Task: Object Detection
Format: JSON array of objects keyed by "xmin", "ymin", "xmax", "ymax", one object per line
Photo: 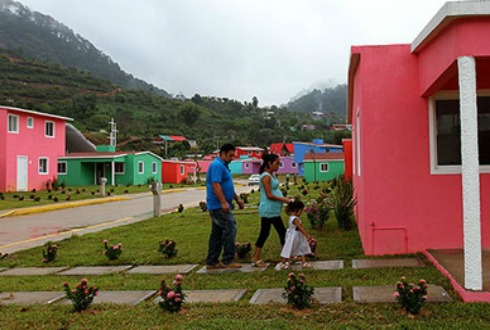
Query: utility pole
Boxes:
[{"xmin": 109, "ymin": 118, "xmax": 118, "ymax": 146}]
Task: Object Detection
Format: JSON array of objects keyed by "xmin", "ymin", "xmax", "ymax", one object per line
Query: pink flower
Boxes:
[
  {"xmin": 288, "ymin": 272, "xmax": 295, "ymax": 278},
  {"xmin": 72, "ymin": 289, "xmax": 77, "ymax": 294},
  {"xmin": 175, "ymin": 274, "xmax": 183, "ymax": 281},
  {"xmin": 174, "ymin": 297, "xmax": 181, "ymax": 303},
  {"xmin": 419, "ymin": 279, "xmax": 427, "ymax": 285},
  {"xmin": 81, "ymin": 278, "xmax": 88, "ymax": 284},
  {"xmin": 103, "ymin": 239, "xmax": 108, "ymax": 245},
  {"xmin": 63, "ymin": 282, "xmax": 69, "ymax": 287},
  {"xmin": 393, "ymin": 292, "xmax": 400, "ymax": 298},
  {"xmin": 422, "ymin": 295, "xmax": 428, "ymax": 301},
  {"xmin": 167, "ymin": 291, "xmax": 175, "ymax": 300}
]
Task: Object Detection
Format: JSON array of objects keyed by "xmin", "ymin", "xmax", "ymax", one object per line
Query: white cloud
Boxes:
[{"xmin": 19, "ymin": 0, "xmax": 450, "ymax": 106}]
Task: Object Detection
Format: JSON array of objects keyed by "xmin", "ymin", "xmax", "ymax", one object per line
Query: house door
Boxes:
[
  {"xmin": 17, "ymin": 156, "xmax": 28, "ymax": 191},
  {"xmin": 95, "ymin": 163, "xmax": 105, "ymax": 184}
]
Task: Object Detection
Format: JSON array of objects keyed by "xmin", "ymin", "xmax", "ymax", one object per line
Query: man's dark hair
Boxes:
[{"xmin": 220, "ymin": 143, "xmax": 236, "ymax": 154}]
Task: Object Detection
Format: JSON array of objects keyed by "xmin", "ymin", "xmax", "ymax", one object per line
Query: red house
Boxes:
[
  {"xmin": 235, "ymin": 146, "xmax": 264, "ymax": 159},
  {"xmin": 269, "ymin": 143, "xmax": 294, "ymax": 156},
  {"xmin": 0, "ymin": 106, "xmax": 72, "ymax": 192},
  {"xmin": 161, "ymin": 159, "xmax": 197, "ymax": 184},
  {"xmin": 348, "ymin": 1, "xmax": 490, "ymax": 299}
]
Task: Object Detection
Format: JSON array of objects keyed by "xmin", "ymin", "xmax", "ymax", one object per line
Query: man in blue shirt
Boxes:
[{"xmin": 205, "ymin": 143, "xmax": 245, "ymax": 269}]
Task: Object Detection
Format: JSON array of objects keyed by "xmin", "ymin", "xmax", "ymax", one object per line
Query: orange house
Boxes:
[{"xmin": 161, "ymin": 160, "xmax": 196, "ymax": 184}]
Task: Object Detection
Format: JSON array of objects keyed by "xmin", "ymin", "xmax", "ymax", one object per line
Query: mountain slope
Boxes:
[{"xmin": 0, "ymin": 0, "xmax": 170, "ymax": 97}]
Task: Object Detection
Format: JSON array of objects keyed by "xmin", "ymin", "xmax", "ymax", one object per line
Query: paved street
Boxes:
[{"xmin": 0, "ymin": 184, "xmax": 252, "ymax": 254}]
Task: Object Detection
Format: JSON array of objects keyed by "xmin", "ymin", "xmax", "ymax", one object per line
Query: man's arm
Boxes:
[{"xmin": 212, "ymin": 182, "xmax": 230, "ymax": 212}]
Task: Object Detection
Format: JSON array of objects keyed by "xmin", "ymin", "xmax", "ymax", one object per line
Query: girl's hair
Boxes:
[
  {"xmin": 259, "ymin": 153, "xmax": 280, "ymax": 174},
  {"xmin": 286, "ymin": 200, "xmax": 304, "ymax": 214}
]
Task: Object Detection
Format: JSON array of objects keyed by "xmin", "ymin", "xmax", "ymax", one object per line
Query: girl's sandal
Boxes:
[
  {"xmin": 251, "ymin": 260, "xmax": 266, "ymax": 267},
  {"xmin": 302, "ymin": 262, "xmax": 313, "ymax": 268},
  {"xmin": 280, "ymin": 262, "xmax": 289, "ymax": 270}
]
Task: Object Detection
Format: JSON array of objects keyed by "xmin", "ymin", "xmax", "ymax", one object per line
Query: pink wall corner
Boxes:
[{"xmin": 350, "ymin": 43, "xmax": 490, "ymax": 256}]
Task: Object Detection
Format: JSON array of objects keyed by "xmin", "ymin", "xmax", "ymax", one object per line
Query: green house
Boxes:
[
  {"xmin": 57, "ymin": 145, "xmax": 162, "ymax": 186},
  {"xmin": 303, "ymin": 152, "xmax": 345, "ymax": 183}
]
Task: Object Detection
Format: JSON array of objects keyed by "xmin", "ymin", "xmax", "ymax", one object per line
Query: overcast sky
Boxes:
[{"xmin": 18, "ymin": 0, "xmax": 452, "ymax": 106}]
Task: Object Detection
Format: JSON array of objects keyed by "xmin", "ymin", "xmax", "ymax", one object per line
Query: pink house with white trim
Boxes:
[
  {"xmin": 348, "ymin": 1, "xmax": 490, "ymax": 298},
  {"xmin": 0, "ymin": 106, "xmax": 72, "ymax": 192}
]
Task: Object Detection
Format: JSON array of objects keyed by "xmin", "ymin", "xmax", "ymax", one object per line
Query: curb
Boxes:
[{"xmin": 0, "ymin": 196, "xmax": 129, "ymax": 218}]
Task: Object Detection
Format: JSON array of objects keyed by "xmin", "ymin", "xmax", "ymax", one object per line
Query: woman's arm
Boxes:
[{"xmin": 261, "ymin": 174, "xmax": 290, "ymax": 203}]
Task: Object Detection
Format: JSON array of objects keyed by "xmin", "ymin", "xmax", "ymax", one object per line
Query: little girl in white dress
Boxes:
[{"xmin": 280, "ymin": 200, "xmax": 314, "ymax": 269}]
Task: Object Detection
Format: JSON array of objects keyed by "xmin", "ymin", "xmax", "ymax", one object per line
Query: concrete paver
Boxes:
[
  {"xmin": 58, "ymin": 290, "xmax": 156, "ymax": 306},
  {"xmin": 249, "ymin": 287, "xmax": 342, "ymax": 304},
  {"xmin": 196, "ymin": 263, "xmax": 270, "ymax": 274},
  {"xmin": 0, "ymin": 291, "xmax": 65, "ymax": 305},
  {"xmin": 0, "ymin": 267, "xmax": 69, "ymax": 276},
  {"xmin": 274, "ymin": 260, "xmax": 344, "ymax": 271},
  {"xmin": 352, "ymin": 284, "xmax": 452, "ymax": 303},
  {"xmin": 153, "ymin": 289, "xmax": 247, "ymax": 304},
  {"xmin": 126, "ymin": 264, "xmax": 198, "ymax": 275},
  {"xmin": 57, "ymin": 265, "xmax": 133, "ymax": 276},
  {"xmin": 352, "ymin": 258, "xmax": 425, "ymax": 269}
]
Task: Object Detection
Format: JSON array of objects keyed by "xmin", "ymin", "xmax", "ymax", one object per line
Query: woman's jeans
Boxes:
[{"xmin": 206, "ymin": 209, "xmax": 237, "ymax": 265}]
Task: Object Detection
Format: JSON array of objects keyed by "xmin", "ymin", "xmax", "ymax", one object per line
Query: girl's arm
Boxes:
[
  {"xmin": 261, "ymin": 174, "xmax": 290, "ymax": 203},
  {"xmin": 292, "ymin": 218, "xmax": 312, "ymax": 240}
]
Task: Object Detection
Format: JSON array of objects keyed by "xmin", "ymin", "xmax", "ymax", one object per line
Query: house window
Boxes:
[
  {"xmin": 291, "ymin": 162, "xmax": 297, "ymax": 168},
  {"xmin": 57, "ymin": 161, "xmax": 67, "ymax": 174},
  {"xmin": 8, "ymin": 114, "xmax": 18, "ymax": 133},
  {"xmin": 27, "ymin": 117, "xmax": 34, "ymax": 128},
  {"xmin": 152, "ymin": 162, "xmax": 157, "ymax": 174},
  {"xmin": 279, "ymin": 162, "xmax": 284, "ymax": 168},
  {"xmin": 430, "ymin": 94, "xmax": 490, "ymax": 173},
  {"xmin": 320, "ymin": 163, "xmax": 329, "ymax": 172},
  {"xmin": 248, "ymin": 151, "xmax": 252, "ymax": 155},
  {"xmin": 245, "ymin": 163, "xmax": 250, "ymax": 169},
  {"xmin": 45, "ymin": 121, "xmax": 55, "ymax": 137},
  {"xmin": 39, "ymin": 158, "xmax": 48, "ymax": 174},
  {"xmin": 138, "ymin": 161, "xmax": 144, "ymax": 174},
  {"xmin": 115, "ymin": 163, "xmax": 125, "ymax": 174},
  {"xmin": 180, "ymin": 165, "xmax": 185, "ymax": 174}
]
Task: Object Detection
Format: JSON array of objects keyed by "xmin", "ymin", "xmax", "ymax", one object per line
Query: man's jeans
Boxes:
[{"xmin": 206, "ymin": 209, "xmax": 237, "ymax": 265}]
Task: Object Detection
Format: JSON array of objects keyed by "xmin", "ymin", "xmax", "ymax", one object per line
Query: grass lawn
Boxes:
[
  {"xmin": 0, "ymin": 183, "xmax": 489, "ymax": 329},
  {"xmin": 0, "ymin": 182, "xmax": 204, "ymax": 211}
]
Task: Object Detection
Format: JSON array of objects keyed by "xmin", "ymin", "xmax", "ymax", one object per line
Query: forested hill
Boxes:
[
  {"xmin": 0, "ymin": 48, "xmax": 350, "ymax": 157},
  {"xmin": 0, "ymin": 0, "xmax": 170, "ymax": 97},
  {"xmin": 287, "ymin": 84, "xmax": 347, "ymax": 115}
]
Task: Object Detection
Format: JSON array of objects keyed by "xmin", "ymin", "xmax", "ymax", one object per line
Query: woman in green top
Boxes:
[{"xmin": 252, "ymin": 154, "xmax": 292, "ymax": 267}]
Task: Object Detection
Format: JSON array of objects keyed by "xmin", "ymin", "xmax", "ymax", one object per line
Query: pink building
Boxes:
[
  {"xmin": 0, "ymin": 106, "xmax": 71, "ymax": 192},
  {"xmin": 348, "ymin": 1, "xmax": 490, "ymax": 299}
]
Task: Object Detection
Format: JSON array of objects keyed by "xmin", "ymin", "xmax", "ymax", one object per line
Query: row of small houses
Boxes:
[{"xmin": 0, "ymin": 105, "xmax": 348, "ymax": 192}]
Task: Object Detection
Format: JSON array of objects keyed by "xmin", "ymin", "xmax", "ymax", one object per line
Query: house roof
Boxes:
[
  {"xmin": 303, "ymin": 152, "xmax": 345, "ymax": 161},
  {"xmin": 155, "ymin": 135, "xmax": 187, "ymax": 142},
  {"xmin": 293, "ymin": 141, "xmax": 343, "ymax": 149},
  {"xmin": 60, "ymin": 150, "xmax": 163, "ymax": 161},
  {"xmin": 269, "ymin": 143, "xmax": 294, "ymax": 154},
  {"xmin": 1, "ymin": 105, "xmax": 73, "ymax": 121},
  {"xmin": 236, "ymin": 146, "xmax": 264, "ymax": 151},
  {"xmin": 162, "ymin": 159, "xmax": 196, "ymax": 165},
  {"xmin": 412, "ymin": 1, "xmax": 490, "ymax": 53}
]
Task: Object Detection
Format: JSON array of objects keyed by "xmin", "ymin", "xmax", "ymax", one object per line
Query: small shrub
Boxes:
[
  {"xmin": 177, "ymin": 204, "xmax": 184, "ymax": 213},
  {"xmin": 34, "ymin": 196, "xmax": 41, "ymax": 202},
  {"xmin": 235, "ymin": 241, "xmax": 252, "ymax": 259},
  {"xmin": 199, "ymin": 201, "xmax": 207, "ymax": 212},
  {"xmin": 18, "ymin": 195, "xmax": 24, "ymax": 201},
  {"xmin": 63, "ymin": 279, "xmax": 98, "ymax": 312},
  {"xmin": 159, "ymin": 239, "xmax": 178, "ymax": 258},
  {"xmin": 283, "ymin": 272, "xmax": 314, "ymax": 310},
  {"xmin": 103, "ymin": 239, "xmax": 123, "ymax": 260},
  {"xmin": 327, "ymin": 175, "xmax": 357, "ymax": 230},
  {"xmin": 394, "ymin": 276, "xmax": 428, "ymax": 315},
  {"xmin": 42, "ymin": 241, "xmax": 58, "ymax": 263},
  {"xmin": 158, "ymin": 274, "xmax": 186, "ymax": 313},
  {"xmin": 53, "ymin": 196, "xmax": 59, "ymax": 202}
]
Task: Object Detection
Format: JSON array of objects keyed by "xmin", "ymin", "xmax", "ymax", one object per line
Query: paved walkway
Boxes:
[{"xmin": 0, "ymin": 258, "xmax": 453, "ymax": 306}]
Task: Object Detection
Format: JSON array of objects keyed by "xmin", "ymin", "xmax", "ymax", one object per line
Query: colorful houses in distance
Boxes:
[{"xmin": 1, "ymin": 103, "xmax": 348, "ymax": 190}]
